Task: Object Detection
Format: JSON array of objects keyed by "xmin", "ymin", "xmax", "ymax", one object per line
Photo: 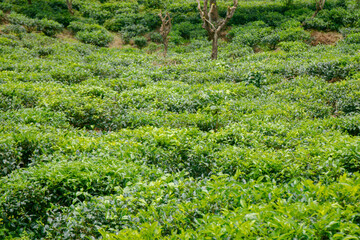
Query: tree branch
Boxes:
[
  {"xmin": 196, "ymin": 0, "xmax": 238, "ymax": 59},
  {"xmin": 208, "ymin": 2, "xmax": 215, "ymax": 23},
  {"xmin": 216, "ymin": 0, "xmax": 238, "ymax": 32}
]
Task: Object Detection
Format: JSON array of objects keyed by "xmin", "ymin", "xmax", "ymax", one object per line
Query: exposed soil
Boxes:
[
  {"xmin": 253, "ymin": 46, "xmax": 262, "ymax": 53},
  {"xmin": 56, "ymin": 29, "xmax": 77, "ymax": 42},
  {"xmin": 328, "ymin": 77, "xmax": 343, "ymax": 83},
  {"xmin": 109, "ymin": 34, "xmax": 123, "ymax": 48},
  {"xmin": 310, "ymin": 30, "xmax": 343, "ymax": 46}
]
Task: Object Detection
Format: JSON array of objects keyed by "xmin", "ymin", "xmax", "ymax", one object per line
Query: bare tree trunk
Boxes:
[
  {"xmin": 164, "ymin": 39, "xmax": 168, "ymax": 57},
  {"xmin": 211, "ymin": 32, "xmax": 218, "ymax": 60},
  {"xmin": 66, "ymin": 0, "xmax": 74, "ymax": 15},
  {"xmin": 312, "ymin": 0, "xmax": 326, "ymax": 18},
  {"xmin": 197, "ymin": 0, "xmax": 238, "ymax": 60},
  {"xmin": 311, "ymin": 9, "xmax": 320, "ymax": 18},
  {"xmin": 302, "ymin": 0, "xmax": 325, "ymax": 26},
  {"xmin": 158, "ymin": 11, "xmax": 172, "ymax": 58}
]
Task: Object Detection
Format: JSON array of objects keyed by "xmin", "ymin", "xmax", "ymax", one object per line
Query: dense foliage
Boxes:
[{"xmin": 0, "ymin": 0, "xmax": 360, "ymax": 239}]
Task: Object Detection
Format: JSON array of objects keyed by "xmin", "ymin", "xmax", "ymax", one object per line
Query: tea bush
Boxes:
[
  {"xmin": 68, "ymin": 21, "xmax": 104, "ymax": 33},
  {"xmin": 0, "ymin": 36, "xmax": 18, "ymax": 46},
  {"xmin": 229, "ymin": 21, "xmax": 272, "ymax": 48},
  {"xmin": 6, "ymin": 12, "xmax": 63, "ymax": 36},
  {"xmin": 7, "ymin": 12, "xmax": 37, "ymax": 32},
  {"xmin": 0, "ymin": 9, "xmax": 4, "ymax": 23},
  {"xmin": 120, "ymin": 24, "xmax": 149, "ymax": 43},
  {"xmin": 44, "ymin": 173, "xmax": 360, "ymax": 239},
  {"xmin": 138, "ymin": 0, "xmax": 165, "ymax": 9},
  {"xmin": 103, "ymin": 14, "xmax": 137, "ymax": 32},
  {"xmin": 278, "ymin": 27, "xmax": 311, "ymax": 42},
  {"xmin": 0, "ymin": 2, "xmax": 12, "ymax": 12},
  {"xmin": 306, "ymin": 60, "xmax": 359, "ymax": 81},
  {"xmin": 284, "ymin": 7, "xmax": 313, "ymax": 22},
  {"xmin": 169, "ymin": 30, "xmax": 184, "ymax": 45},
  {"xmin": 261, "ymin": 11, "xmax": 284, "ymax": 27},
  {"xmin": 68, "ymin": 22, "xmax": 113, "ymax": 46},
  {"xmin": 36, "ymin": 18, "xmax": 63, "ymax": 37},
  {"xmin": 9, "ymin": 0, "xmax": 73, "ymax": 26},
  {"xmin": 303, "ymin": 17, "xmax": 329, "ymax": 30},
  {"xmin": 81, "ymin": 7, "xmax": 111, "ymax": 25},
  {"xmin": 279, "ymin": 19, "xmax": 302, "ymax": 29},
  {"xmin": 103, "ymin": 12, "xmax": 157, "ymax": 35},
  {"xmin": 0, "ymin": 153, "xmax": 164, "ymax": 236},
  {"xmin": 345, "ymin": 33, "xmax": 360, "ymax": 44},
  {"xmin": 279, "ymin": 41, "xmax": 309, "ymax": 52},
  {"xmin": 146, "ymin": 42, "xmax": 159, "ymax": 54},
  {"xmin": 149, "ymin": 31, "xmax": 162, "ymax": 43},
  {"xmin": 261, "ymin": 33, "xmax": 280, "ymax": 50},
  {"xmin": 76, "ymin": 30, "xmax": 113, "ymax": 47},
  {"xmin": 2, "ymin": 24, "xmax": 26, "ymax": 35},
  {"xmin": 317, "ymin": 7, "xmax": 349, "ymax": 30},
  {"xmin": 340, "ymin": 27, "xmax": 360, "ymax": 37},
  {"xmin": 173, "ymin": 21, "xmax": 206, "ymax": 40},
  {"xmin": 133, "ymin": 36, "xmax": 147, "ymax": 49}
]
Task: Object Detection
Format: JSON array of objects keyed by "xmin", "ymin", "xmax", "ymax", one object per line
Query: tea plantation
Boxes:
[{"xmin": 0, "ymin": 0, "xmax": 360, "ymax": 239}]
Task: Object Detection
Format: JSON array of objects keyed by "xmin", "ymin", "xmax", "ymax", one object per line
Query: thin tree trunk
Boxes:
[
  {"xmin": 66, "ymin": 0, "xmax": 74, "ymax": 15},
  {"xmin": 311, "ymin": 9, "xmax": 320, "ymax": 18},
  {"xmin": 164, "ymin": 39, "xmax": 168, "ymax": 58},
  {"xmin": 312, "ymin": 0, "xmax": 326, "ymax": 18},
  {"xmin": 197, "ymin": 0, "xmax": 238, "ymax": 60},
  {"xmin": 311, "ymin": 3, "xmax": 321, "ymax": 18},
  {"xmin": 211, "ymin": 32, "xmax": 218, "ymax": 60},
  {"xmin": 158, "ymin": 12, "xmax": 172, "ymax": 58}
]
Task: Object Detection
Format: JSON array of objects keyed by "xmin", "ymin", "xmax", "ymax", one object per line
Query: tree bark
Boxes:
[
  {"xmin": 164, "ymin": 39, "xmax": 168, "ymax": 57},
  {"xmin": 209, "ymin": 0, "xmax": 219, "ymax": 22},
  {"xmin": 211, "ymin": 32, "xmax": 218, "ymax": 60},
  {"xmin": 66, "ymin": 0, "xmax": 74, "ymax": 15},
  {"xmin": 311, "ymin": 0, "xmax": 326, "ymax": 18},
  {"xmin": 159, "ymin": 12, "xmax": 172, "ymax": 58},
  {"xmin": 197, "ymin": 0, "xmax": 238, "ymax": 60},
  {"xmin": 311, "ymin": 9, "xmax": 320, "ymax": 18}
]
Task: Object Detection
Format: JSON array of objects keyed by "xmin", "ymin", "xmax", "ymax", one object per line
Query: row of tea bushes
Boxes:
[
  {"xmin": 1, "ymin": 118, "xmax": 359, "ymax": 238},
  {"xmin": 0, "ymin": 75, "xmax": 359, "ymax": 131},
  {"xmin": 68, "ymin": 21, "xmax": 113, "ymax": 47},
  {"xmin": 64, "ymin": 173, "xmax": 360, "ymax": 239},
  {"xmin": 6, "ymin": 12, "xmax": 63, "ymax": 37},
  {"xmin": 1, "ymin": 32, "xmax": 360, "ymax": 86}
]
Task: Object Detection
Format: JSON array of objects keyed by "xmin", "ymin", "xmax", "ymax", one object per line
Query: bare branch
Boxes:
[
  {"xmin": 196, "ymin": 0, "xmax": 238, "ymax": 59},
  {"xmin": 208, "ymin": 2, "xmax": 215, "ymax": 23},
  {"xmin": 217, "ymin": 0, "xmax": 238, "ymax": 32},
  {"xmin": 197, "ymin": 0, "xmax": 216, "ymax": 40},
  {"xmin": 66, "ymin": 0, "xmax": 74, "ymax": 15},
  {"xmin": 310, "ymin": 0, "xmax": 326, "ymax": 18},
  {"xmin": 196, "ymin": 0, "xmax": 206, "ymax": 21},
  {"xmin": 204, "ymin": 18, "xmax": 216, "ymax": 31},
  {"xmin": 203, "ymin": 0, "xmax": 208, "ymax": 14},
  {"xmin": 158, "ymin": 10, "xmax": 164, "ymax": 21}
]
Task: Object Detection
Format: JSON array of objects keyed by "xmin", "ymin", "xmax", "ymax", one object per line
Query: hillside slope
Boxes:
[{"xmin": 0, "ymin": 0, "xmax": 360, "ymax": 239}]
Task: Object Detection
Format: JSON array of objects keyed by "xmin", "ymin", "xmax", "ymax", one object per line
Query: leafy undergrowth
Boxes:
[{"xmin": 0, "ymin": 8, "xmax": 360, "ymax": 239}]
